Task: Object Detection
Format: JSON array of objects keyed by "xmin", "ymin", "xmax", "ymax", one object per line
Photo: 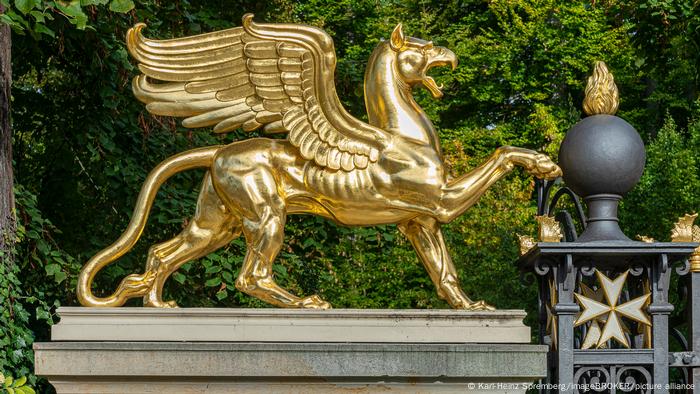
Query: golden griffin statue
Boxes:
[{"xmin": 77, "ymin": 15, "xmax": 561, "ymax": 310}]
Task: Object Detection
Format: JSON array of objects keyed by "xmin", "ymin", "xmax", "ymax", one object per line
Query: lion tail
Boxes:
[{"xmin": 77, "ymin": 146, "xmax": 220, "ymax": 307}]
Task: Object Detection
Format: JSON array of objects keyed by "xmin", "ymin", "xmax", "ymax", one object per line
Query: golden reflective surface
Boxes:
[
  {"xmin": 517, "ymin": 235, "xmax": 536, "ymax": 256},
  {"xmin": 671, "ymin": 213, "xmax": 699, "ymax": 242},
  {"xmin": 635, "ymin": 235, "xmax": 655, "ymax": 243},
  {"xmin": 583, "ymin": 61, "xmax": 619, "ymax": 116},
  {"xmin": 77, "ymin": 15, "xmax": 561, "ymax": 310},
  {"xmin": 536, "ymin": 215, "xmax": 562, "ymax": 242},
  {"xmin": 671, "ymin": 213, "xmax": 700, "ymax": 272}
]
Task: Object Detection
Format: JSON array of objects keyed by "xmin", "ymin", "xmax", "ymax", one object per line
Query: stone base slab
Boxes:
[
  {"xmin": 36, "ymin": 308, "xmax": 545, "ymax": 393},
  {"xmin": 42, "ymin": 382, "xmax": 541, "ymax": 394},
  {"xmin": 34, "ymin": 342, "xmax": 547, "ymax": 393},
  {"xmin": 50, "ymin": 307, "xmax": 530, "ymax": 343}
]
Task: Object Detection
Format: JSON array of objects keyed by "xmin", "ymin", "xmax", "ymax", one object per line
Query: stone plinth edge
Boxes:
[
  {"xmin": 51, "ymin": 307, "xmax": 531, "ymax": 343},
  {"xmin": 34, "ymin": 341, "xmax": 547, "ymax": 393}
]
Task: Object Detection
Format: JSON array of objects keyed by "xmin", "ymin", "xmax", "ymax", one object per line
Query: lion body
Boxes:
[{"xmin": 76, "ymin": 19, "xmax": 561, "ymax": 310}]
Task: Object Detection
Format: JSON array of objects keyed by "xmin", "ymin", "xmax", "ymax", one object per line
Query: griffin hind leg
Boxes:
[
  {"xmin": 143, "ymin": 172, "xmax": 241, "ymax": 308},
  {"xmin": 211, "ymin": 141, "xmax": 330, "ymax": 309},
  {"xmin": 234, "ymin": 209, "xmax": 330, "ymax": 309}
]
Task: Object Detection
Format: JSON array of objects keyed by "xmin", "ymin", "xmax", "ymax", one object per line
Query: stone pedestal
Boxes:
[{"xmin": 34, "ymin": 308, "xmax": 546, "ymax": 393}]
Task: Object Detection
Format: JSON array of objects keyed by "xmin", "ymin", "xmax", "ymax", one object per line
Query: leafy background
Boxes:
[{"xmin": 1, "ymin": 0, "xmax": 700, "ymax": 391}]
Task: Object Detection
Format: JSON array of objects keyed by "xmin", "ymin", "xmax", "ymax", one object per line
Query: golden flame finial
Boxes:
[{"xmin": 583, "ymin": 61, "xmax": 619, "ymax": 116}]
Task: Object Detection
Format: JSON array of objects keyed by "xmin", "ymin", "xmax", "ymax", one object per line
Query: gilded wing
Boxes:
[{"xmin": 127, "ymin": 14, "xmax": 386, "ymax": 171}]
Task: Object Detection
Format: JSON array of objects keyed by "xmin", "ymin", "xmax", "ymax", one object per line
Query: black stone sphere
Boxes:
[{"xmin": 558, "ymin": 115, "xmax": 645, "ymax": 198}]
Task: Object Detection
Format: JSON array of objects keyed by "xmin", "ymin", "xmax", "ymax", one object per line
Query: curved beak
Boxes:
[
  {"xmin": 427, "ymin": 47, "xmax": 458, "ymax": 71},
  {"xmin": 423, "ymin": 47, "xmax": 458, "ymax": 99}
]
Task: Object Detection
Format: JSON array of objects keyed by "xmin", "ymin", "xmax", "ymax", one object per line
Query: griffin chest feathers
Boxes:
[{"xmin": 301, "ymin": 36, "xmax": 449, "ymax": 200}]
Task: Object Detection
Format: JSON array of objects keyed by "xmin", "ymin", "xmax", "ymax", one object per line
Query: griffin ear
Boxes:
[{"xmin": 390, "ymin": 23, "xmax": 405, "ymax": 51}]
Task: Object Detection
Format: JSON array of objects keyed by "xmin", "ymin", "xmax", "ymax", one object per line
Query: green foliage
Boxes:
[
  {"xmin": 1, "ymin": 186, "xmax": 65, "ymax": 390},
  {"xmin": 1, "ymin": 372, "xmax": 36, "ymax": 394},
  {"xmin": 0, "ymin": 0, "xmax": 133, "ymax": 38},
  {"xmin": 621, "ymin": 106, "xmax": 700, "ymax": 239},
  {"xmin": 2, "ymin": 0, "xmax": 699, "ymax": 389}
]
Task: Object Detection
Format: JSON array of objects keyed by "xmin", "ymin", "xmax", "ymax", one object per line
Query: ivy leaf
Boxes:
[
  {"xmin": 55, "ymin": 1, "xmax": 88, "ymax": 29},
  {"xmin": 215, "ymin": 289, "xmax": 228, "ymax": 300},
  {"xmin": 54, "ymin": 271, "xmax": 67, "ymax": 283},
  {"xmin": 205, "ymin": 265, "xmax": 221, "ymax": 274},
  {"xmin": 108, "ymin": 0, "xmax": 134, "ymax": 13},
  {"xmin": 29, "ymin": 10, "xmax": 44, "ymax": 22},
  {"xmin": 0, "ymin": 14, "xmax": 23, "ymax": 32},
  {"xmin": 172, "ymin": 272, "xmax": 186, "ymax": 284},
  {"xmin": 222, "ymin": 271, "xmax": 233, "ymax": 283},
  {"xmin": 45, "ymin": 263, "xmax": 60, "ymax": 275},
  {"xmin": 0, "ymin": 9, "xmax": 28, "ymax": 31},
  {"xmin": 36, "ymin": 307, "xmax": 50, "ymax": 321},
  {"xmin": 13, "ymin": 376, "xmax": 26, "ymax": 387},
  {"xmin": 205, "ymin": 277, "xmax": 221, "ymax": 287},
  {"xmin": 14, "ymin": 0, "xmax": 38, "ymax": 14}
]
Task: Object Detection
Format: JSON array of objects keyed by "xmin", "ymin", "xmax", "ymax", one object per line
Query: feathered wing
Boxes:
[{"xmin": 127, "ymin": 14, "xmax": 387, "ymax": 171}]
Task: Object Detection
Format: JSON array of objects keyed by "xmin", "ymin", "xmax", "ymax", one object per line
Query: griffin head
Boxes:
[{"xmin": 388, "ymin": 23, "xmax": 457, "ymax": 99}]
